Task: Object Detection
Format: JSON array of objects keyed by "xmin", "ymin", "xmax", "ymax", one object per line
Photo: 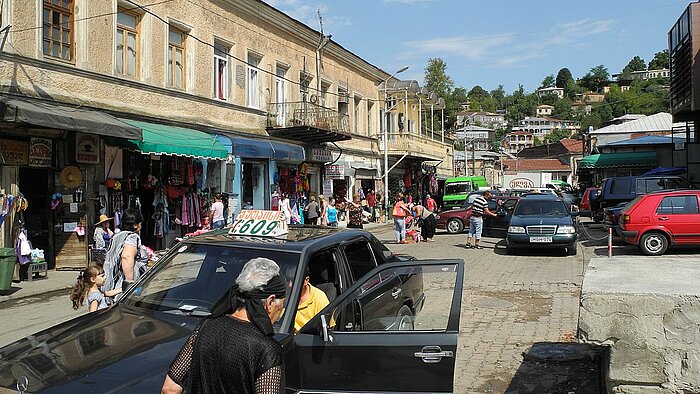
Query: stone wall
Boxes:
[{"xmin": 579, "ymin": 257, "xmax": 700, "ymax": 393}]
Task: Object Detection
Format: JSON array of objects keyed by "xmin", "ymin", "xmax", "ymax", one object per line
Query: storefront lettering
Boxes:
[
  {"xmin": 29, "ymin": 138, "xmax": 52, "ymax": 167},
  {"xmin": 310, "ymin": 148, "xmax": 333, "ymax": 162},
  {"xmin": 509, "ymin": 178, "xmax": 535, "ymax": 189},
  {"xmin": 0, "ymin": 139, "xmax": 29, "ymax": 165},
  {"xmin": 75, "ymin": 132, "xmax": 100, "ymax": 164},
  {"xmin": 230, "ymin": 210, "xmax": 287, "ymax": 236},
  {"xmin": 325, "ymin": 164, "xmax": 344, "ymax": 178}
]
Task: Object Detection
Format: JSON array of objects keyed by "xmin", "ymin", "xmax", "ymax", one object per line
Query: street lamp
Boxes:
[{"xmin": 383, "ymin": 66, "xmax": 409, "ymax": 222}]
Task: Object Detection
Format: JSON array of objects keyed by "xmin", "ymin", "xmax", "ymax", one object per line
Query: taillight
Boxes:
[{"xmin": 622, "ymin": 214, "xmax": 630, "ymax": 224}]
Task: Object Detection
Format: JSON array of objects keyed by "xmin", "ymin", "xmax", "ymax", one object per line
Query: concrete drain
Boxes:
[{"xmin": 472, "ymin": 298, "xmax": 515, "ymax": 310}]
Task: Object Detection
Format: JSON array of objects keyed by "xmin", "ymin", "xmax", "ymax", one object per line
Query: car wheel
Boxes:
[
  {"xmin": 567, "ymin": 243, "xmax": 578, "ymax": 256},
  {"xmin": 446, "ymin": 218, "xmax": 464, "ymax": 234},
  {"xmin": 640, "ymin": 232, "xmax": 669, "ymax": 256},
  {"xmin": 397, "ymin": 305, "xmax": 414, "ymax": 331}
]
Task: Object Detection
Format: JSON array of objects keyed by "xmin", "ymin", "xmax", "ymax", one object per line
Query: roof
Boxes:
[
  {"xmin": 578, "ymin": 152, "xmax": 657, "ymax": 169},
  {"xmin": 502, "ymin": 159, "xmax": 571, "ymax": 172},
  {"xmin": 537, "ymin": 104, "xmax": 554, "ymax": 108},
  {"xmin": 560, "ymin": 138, "xmax": 584, "ymax": 153},
  {"xmin": 590, "ymin": 113, "xmax": 683, "ymax": 135},
  {"xmin": 456, "ymin": 125, "xmax": 494, "ymax": 132},
  {"xmin": 456, "ymin": 111, "xmax": 501, "ymax": 117},
  {"xmin": 600, "ymin": 135, "xmax": 685, "ymax": 147}
]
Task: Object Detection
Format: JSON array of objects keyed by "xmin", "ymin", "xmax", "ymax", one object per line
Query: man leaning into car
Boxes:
[
  {"xmin": 162, "ymin": 258, "xmax": 286, "ymax": 394},
  {"xmin": 466, "ymin": 191, "xmax": 497, "ymax": 249}
]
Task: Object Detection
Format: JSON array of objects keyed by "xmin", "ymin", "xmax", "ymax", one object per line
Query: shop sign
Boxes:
[
  {"xmin": 310, "ymin": 148, "xmax": 333, "ymax": 162},
  {"xmin": 325, "ymin": 164, "xmax": 344, "ymax": 179},
  {"xmin": 0, "ymin": 139, "xmax": 29, "ymax": 165},
  {"xmin": 322, "ymin": 179, "xmax": 333, "ymax": 196},
  {"xmin": 229, "ymin": 210, "xmax": 288, "ymax": 237},
  {"xmin": 508, "ymin": 177, "xmax": 535, "ymax": 189},
  {"xmin": 29, "ymin": 138, "xmax": 52, "ymax": 167},
  {"xmin": 75, "ymin": 132, "xmax": 100, "ymax": 164}
]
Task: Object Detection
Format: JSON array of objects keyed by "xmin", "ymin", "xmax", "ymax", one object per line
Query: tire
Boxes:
[
  {"xmin": 446, "ymin": 218, "xmax": 464, "ymax": 234},
  {"xmin": 396, "ymin": 305, "xmax": 414, "ymax": 331},
  {"xmin": 567, "ymin": 243, "xmax": 578, "ymax": 256},
  {"xmin": 639, "ymin": 232, "xmax": 669, "ymax": 256}
]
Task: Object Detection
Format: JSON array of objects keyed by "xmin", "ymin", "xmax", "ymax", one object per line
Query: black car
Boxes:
[
  {"xmin": 506, "ymin": 194, "xmax": 579, "ymax": 255},
  {"xmin": 0, "ymin": 226, "xmax": 464, "ymax": 393},
  {"xmin": 435, "ymin": 196, "xmax": 518, "ymax": 236}
]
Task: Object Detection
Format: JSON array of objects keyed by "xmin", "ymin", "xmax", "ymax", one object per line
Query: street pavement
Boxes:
[{"xmin": 1, "ymin": 219, "xmax": 684, "ymax": 392}]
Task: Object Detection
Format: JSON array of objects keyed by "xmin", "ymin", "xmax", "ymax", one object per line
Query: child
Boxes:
[
  {"xmin": 70, "ymin": 266, "xmax": 122, "ymax": 312},
  {"xmin": 327, "ymin": 198, "xmax": 338, "ymax": 227}
]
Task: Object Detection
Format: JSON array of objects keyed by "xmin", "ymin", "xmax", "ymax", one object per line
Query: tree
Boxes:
[
  {"xmin": 648, "ymin": 50, "xmax": 669, "ymax": 70},
  {"xmin": 490, "ymin": 85, "xmax": 506, "ymax": 109},
  {"xmin": 544, "ymin": 128, "xmax": 573, "ymax": 143},
  {"xmin": 424, "ymin": 58, "xmax": 454, "ymax": 99},
  {"xmin": 553, "ymin": 97, "xmax": 573, "ymax": 119},
  {"xmin": 540, "ymin": 74, "xmax": 556, "ymax": 89},
  {"xmin": 556, "ymin": 68, "xmax": 574, "ymax": 89},
  {"xmin": 623, "ymin": 56, "xmax": 646, "ymax": 73},
  {"xmin": 580, "ymin": 65, "xmax": 610, "ymax": 92}
]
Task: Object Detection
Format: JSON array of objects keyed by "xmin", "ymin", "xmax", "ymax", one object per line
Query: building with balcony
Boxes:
[
  {"xmin": 504, "ymin": 131, "xmax": 535, "ymax": 154},
  {"xmin": 612, "ymin": 68, "xmax": 670, "ymax": 82},
  {"xmin": 454, "ymin": 125, "xmax": 495, "ymax": 151},
  {"xmin": 537, "ymin": 87, "xmax": 564, "ymax": 99},
  {"xmin": 536, "ymin": 105, "xmax": 553, "ymax": 117},
  {"xmin": 512, "ymin": 117, "xmax": 580, "ymax": 139}
]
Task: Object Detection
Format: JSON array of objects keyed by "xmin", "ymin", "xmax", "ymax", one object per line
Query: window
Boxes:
[
  {"xmin": 275, "ymin": 65, "xmax": 287, "ymax": 126},
  {"xmin": 344, "ymin": 241, "xmax": 376, "ymax": 281},
  {"xmin": 657, "ymin": 196, "xmax": 699, "ymax": 215},
  {"xmin": 320, "ymin": 82, "xmax": 331, "ymax": 107},
  {"xmin": 168, "ymin": 28, "xmax": 186, "ymax": 88},
  {"xmin": 367, "ymin": 101, "xmax": 374, "ymax": 135},
  {"xmin": 42, "ymin": 0, "xmax": 73, "ymax": 61},
  {"xmin": 665, "ymin": 178, "xmax": 692, "ymax": 190},
  {"xmin": 247, "ymin": 52, "xmax": 261, "ymax": 108},
  {"xmin": 354, "ymin": 97, "xmax": 361, "ymax": 134},
  {"xmin": 637, "ymin": 178, "xmax": 664, "ymax": 194},
  {"xmin": 116, "ymin": 9, "xmax": 139, "ymax": 77},
  {"xmin": 299, "ymin": 72, "xmax": 312, "ymax": 101},
  {"xmin": 610, "ymin": 178, "xmax": 632, "ymax": 195},
  {"xmin": 213, "ymin": 42, "xmax": 230, "ymax": 100}
]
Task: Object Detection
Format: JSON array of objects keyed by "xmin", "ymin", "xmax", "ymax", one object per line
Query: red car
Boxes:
[
  {"xmin": 619, "ymin": 190, "xmax": 700, "ymax": 255},
  {"xmin": 579, "ymin": 187, "xmax": 598, "ymax": 218}
]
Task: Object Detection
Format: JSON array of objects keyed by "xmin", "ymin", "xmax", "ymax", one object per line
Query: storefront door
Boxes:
[
  {"xmin": 242, "ymin": 162, "xmax": 267, "ymax": 209},
  {"xmin": 19, "ymin": 168, "xmax": 54, "ymax": 268}
]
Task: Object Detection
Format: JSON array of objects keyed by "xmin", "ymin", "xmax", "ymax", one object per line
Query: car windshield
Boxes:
[
  {"xmin": 122, "ymin": 244, "xmax": 300, "ymax": 328},
  {"xmin": 514, "ymin": 200, "xmax": 568, "ymax": 216},
  {"xmin": 445, "ymin": 182, "xmax": 471, "ymax": 194}
]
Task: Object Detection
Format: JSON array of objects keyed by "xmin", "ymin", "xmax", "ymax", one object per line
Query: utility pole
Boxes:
[{"xmin": 472, "ymin": 139, "xmax": 476, "ymax": 176}]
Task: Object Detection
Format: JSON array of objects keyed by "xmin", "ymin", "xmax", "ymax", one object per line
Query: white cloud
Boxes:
[
  {"xmin": 402, "ymin": 34, "xmax": 515, "ymax": 61},
  {"xmin": 264, "ymin": 1, "xmax": 350, "ymax": 32}
]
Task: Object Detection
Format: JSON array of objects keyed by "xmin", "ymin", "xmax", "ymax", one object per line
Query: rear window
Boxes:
[
  {"xmin": 637, "ymin": 178, "xmax": 664, "ymax": 194},
  {"xmin": 656, "ymin": 195, "xmax": 700, "ymax": 215},
  {"xmin": 446, "ymin": 182, "xmax": 472, "ymax": 195},
  {"xmin": 665, "ymin": 178, "xmax": 692, "ymax": 190},
  {"xmin": 610, "ymin": 178, "xmax": 632, "ymax": 194},
  {"xmin": 622, "ymin": 196, "xmax": 645, "ymax": 214}
]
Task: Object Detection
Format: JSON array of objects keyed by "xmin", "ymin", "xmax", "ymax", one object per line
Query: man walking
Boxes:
[{"xmin": 466, "ymin": 191, "xmax": 497, "ymax": 249}]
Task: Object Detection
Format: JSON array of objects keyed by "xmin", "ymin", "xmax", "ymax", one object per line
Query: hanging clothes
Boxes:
[{"xmin": 16, "ymin": 230, "xmax": 31, "ymax": 265}]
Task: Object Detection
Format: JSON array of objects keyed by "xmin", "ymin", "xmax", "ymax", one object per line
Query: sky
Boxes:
[{"xmin": 265, "ymin": 0, "xmax": 690, "ymax": 95}]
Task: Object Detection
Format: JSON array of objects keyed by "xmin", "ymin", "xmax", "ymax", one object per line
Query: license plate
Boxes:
[{"xmin": 530, "ymin": 236, "xmax": 552, "ymax": 243}]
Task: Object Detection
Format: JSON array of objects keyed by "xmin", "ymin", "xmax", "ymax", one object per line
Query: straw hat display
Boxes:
[{"xmin": 59, "ymin": 166, "xmax": 82, "ymax": 189}]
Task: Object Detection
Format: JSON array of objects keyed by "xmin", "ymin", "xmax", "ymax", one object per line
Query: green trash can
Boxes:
[{"xmin": 0, "ymin": 248, "xmax": 17, "ymax": 291}]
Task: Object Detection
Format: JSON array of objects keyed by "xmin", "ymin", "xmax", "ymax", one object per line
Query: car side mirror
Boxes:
[{"xmin": 320, "ymin": 314, "xmax": 334, "ymax": 343}]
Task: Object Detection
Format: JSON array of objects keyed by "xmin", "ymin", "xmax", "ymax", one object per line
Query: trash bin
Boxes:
[{"xmin": 0, "ymin": 248, "xmax": 17, "ymax": 291}]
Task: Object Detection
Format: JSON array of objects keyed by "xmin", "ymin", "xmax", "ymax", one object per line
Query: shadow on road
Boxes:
[{"xmin": 505, "ymin": 342, "xmax": 608, "ymax": 393}]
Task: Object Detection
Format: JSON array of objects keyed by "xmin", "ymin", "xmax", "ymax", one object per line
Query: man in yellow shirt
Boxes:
[{"xmin": 294, "ymin": 268, "xmax": 330, "ymax": 333}]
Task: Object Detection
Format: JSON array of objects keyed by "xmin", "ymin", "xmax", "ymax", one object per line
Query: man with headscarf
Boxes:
[{"xmin": 162, "ymin": 258, "xmax": 287, "ymax": 394}]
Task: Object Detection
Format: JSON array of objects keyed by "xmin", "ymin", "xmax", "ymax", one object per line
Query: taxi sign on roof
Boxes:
[{"xmin": 229, "ymin": 210, "xmax": 288, "ymax": 237}]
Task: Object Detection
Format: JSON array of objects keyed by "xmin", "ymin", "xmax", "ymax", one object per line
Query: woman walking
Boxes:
[
  {"xmin": 304, "ymin": 195, "xmax": 320, "ymax": 225},
  {"xmin": 346, "ymin": 194, "xmax": 364, "ymax": 229},
  {"xmin": 392, "ymin": 193, "xmax": 411, "ymax": 244},
  {"xmin": 326, "ymin": 198, "xmax": 338, "ymax": 227}
]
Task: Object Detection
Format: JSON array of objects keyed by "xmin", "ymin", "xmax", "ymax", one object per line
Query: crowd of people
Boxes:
[{"xmin": 391, "ymin": 192, "xmax": 438, "ymax": 244}]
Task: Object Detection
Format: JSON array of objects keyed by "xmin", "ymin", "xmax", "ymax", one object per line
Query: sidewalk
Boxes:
[{"xmin": 0, "ymin": 221, "xmax": 393, "ymax": 305}]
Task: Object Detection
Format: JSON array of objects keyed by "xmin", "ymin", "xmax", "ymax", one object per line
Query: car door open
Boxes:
[{"xmin": 291, "ymin": 259, "xmax": 464, "ymax": 393}]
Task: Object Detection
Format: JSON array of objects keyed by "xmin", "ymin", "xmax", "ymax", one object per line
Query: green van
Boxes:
[{"xmin": 442, "ymin": 176, "xmax": 488, "ymax": 210}]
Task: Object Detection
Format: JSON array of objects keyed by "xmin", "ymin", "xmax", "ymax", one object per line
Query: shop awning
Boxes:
[
  {"xmin": 122, "ymin": 120, "xmax": 228, "ymax": 159},
  {"xmin": 578, "ymin": 152, "xmax": 657, "ymax": 170},
  {"xmin": 228, "ymin": 135, "xmax": 305, "ymax": 162},
  {"xmin": 268, "ymin": 126, "xmax": 351, "ymax": 144},
  {"xmin": 0, "ymin": 95, "xmax": 142, "ymax": 140}
]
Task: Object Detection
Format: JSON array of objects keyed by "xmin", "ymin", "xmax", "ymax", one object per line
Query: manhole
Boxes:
[{"xmin": 472, "ymin": 298, "xmax": 515, "ymax": 310}]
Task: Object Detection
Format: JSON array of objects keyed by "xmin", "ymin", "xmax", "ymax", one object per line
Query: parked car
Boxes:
[
  {"xmin": 506, "ymin": 194, "xmax": 579, "ymax": 255},
  {"xmin": 579, "ymin": 187, "xmax": 599, "ymax": 218},
  {"xmin": 595, "ymin": 175, "xmax": 695, "ymax": 221},
  {"xmin": 436, "ymin": 196, "xmax": 518, "ymax": 235},
  {"xmin": 0, "ymin": 226, "xmax": 465, "ymax": 393},
  {"xmin": 619, "ymin": 190, "xmax": 700, "ymax": 256}
]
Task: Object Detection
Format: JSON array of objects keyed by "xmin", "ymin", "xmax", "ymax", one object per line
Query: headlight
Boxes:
[
  {"xmin": 508, "ymin": 226, "xmax": 525, "ymax": 233},
  {"xmin": 557, "ymin": 225, "xmax": 576, "ymax": 234}
]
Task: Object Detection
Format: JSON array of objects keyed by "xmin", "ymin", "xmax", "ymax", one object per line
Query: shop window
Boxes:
[
  {"xmin": 247, "ymin": 52, "xmax": 262, "ymax": 109},
  {"xmin": 213, "ymin": 41, "xmax": 230, "ymax": 101},
  {"xmin": 116, "ymin": 8, "xmax": 139, "ymax": 77},
  {"xmin": 43, "ymin": 0, "xmax": 73, "ymax": 61},
  {"xmin": 168, "ymin": 27, "xmax": 186, "ymax": 89},
  {"xmin": 242, "ymin": 162, "xmax": 266, "ymax": 209}
]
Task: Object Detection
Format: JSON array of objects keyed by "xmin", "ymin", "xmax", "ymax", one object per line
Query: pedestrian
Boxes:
[
  {"xmin": 209, "ymin": 194, "xmax": 226, "ymax": 230},
  {"xmin": 466, "ymin": 191, "xmax": 497, "ymax": 249},
  {"xmin": 375, "ymin": 191, "xmax": 383, "ymax": 222},
  {"xmin": 366, "ymin": 189, "xmax": 376, "ymax": 222},
  {"xmin": 103, "ymin": 208, "xmax": 149, "ymax": 302},
  {"xmin": 70, "ymin": 265, "xmax": 122, "ymax": 312},
  {"xmin": 392, "ymin": 193, "xmax": 412, "ymax": 244},
  {"xmin": 425, "ymin": 194, "xmax": 437, "ymax": 213},
  {"xmin": 162, "ymin": 258, "xmax": 286, "ymax": 394},
  {"xmin": 326, "ymin": 198, "xmax": 338, "ymax": 227},
  {"xmin": 319, "ymin": 195, "xmax": 328, "ymax": 226},
  {"xmin": 346, "ymin": 194, "xmax": 364, "ymax": 229},
  {"xmin": 304, "ymin": 195, "xmax": 320, "ymax": 225},
  {"xmin": 93, "ymin": 214, "xmax": 113, "ymax": 249},
  {"xmin": 279, "ymin": 192, "xmax": 291, "ymax": 224},
  {"xmin": 413, "ymin": 204, "xmax": 437, "ymax": 242}
]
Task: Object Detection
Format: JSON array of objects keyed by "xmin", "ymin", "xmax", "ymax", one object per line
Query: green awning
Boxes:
[
  {"xmin": 578, "ymin": 152, "xmax": 657, "ymax": 169},
  {"xmin": 122, "ymin": 120, "xmax": 228, "ymax": 159}
]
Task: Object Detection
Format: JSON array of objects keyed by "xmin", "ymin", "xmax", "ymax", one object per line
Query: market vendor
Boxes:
[{"xmin": 94, "ymin": 214, "xmax": 114, "ymax": 249}]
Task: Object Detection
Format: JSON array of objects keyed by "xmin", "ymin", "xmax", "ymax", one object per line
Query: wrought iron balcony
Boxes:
[
  {"xmin": 380, "ymin": 132, "xmax": 451, "ymax": 161},
  {"xmin": 266, "ymin": 101, "xmax": 351, "ymax": 144}
]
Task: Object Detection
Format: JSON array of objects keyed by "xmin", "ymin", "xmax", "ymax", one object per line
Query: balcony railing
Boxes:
[
  {"xmin": 267, "ymin": 101, "xmax": 349, "ymax": 134},
  {"xmin": 379, "ymin": 132, "xmax": 450, "ymax": 161}
]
